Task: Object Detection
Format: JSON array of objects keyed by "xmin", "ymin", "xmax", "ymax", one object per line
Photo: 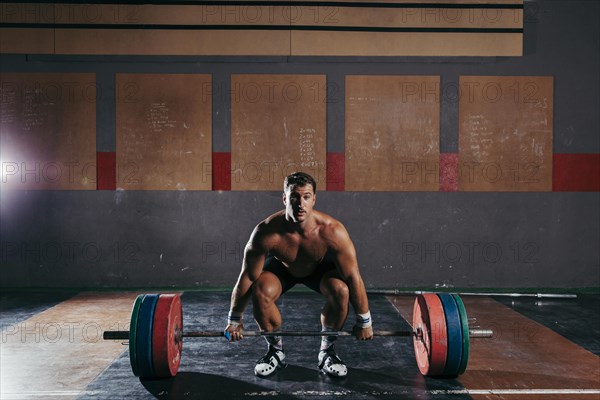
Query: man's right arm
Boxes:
[{"xmin": 225, "ymin": 226, "xmax": 268, "ymax": 341}]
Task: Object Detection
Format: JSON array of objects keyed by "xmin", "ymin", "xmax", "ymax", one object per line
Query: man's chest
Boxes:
[{"xmin": 273, "ymin": 234, "xmax": 328, "ymax": 266}]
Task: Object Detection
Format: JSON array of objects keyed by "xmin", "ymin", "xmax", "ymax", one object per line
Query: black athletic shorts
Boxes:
[{"xmin": 263, "ymin": 254, "xmax": 337, "ymax": 294}]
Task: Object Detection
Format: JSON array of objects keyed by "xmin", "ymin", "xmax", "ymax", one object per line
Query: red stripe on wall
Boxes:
[
  {"xmin": 553, "ymin": 153, "xmax": 600, "ymax": 192},
  {"xmin": 439, "ymin": 153, "xmax": 459, "ymax": 192},
  {"xmin": 97, "ymin": 152, "xmax": 116, "ymax": 190},
  {"xmin": 326, "ymin": 152, "xmax": 345, "ymax": 191},
  {"xmin": 213, "ymin": 152, "xmax": 231, "ymax": 191}
]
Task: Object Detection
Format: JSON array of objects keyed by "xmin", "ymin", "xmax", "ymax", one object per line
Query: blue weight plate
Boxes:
[
  {"xmin": 452, "ymin": 294, "xmax": 470, "ymax": 375},
  {"xmin": 437, "ymin": 293, "xmax": 463, "ymax": 377},
  {"xmin": 129, "ymin": 295, "xmax": 145, "ymax": 377},
  {"xmin": 136, "ymin": 294, "xmax": 160, "ymax": 378}
]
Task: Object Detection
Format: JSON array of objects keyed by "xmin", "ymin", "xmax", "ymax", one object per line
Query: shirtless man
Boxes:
[{"xmin": 225, "ymin": 172, "xmax": 373, "ymax": 377}]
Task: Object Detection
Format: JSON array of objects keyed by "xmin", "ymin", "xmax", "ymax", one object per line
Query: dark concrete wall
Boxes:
[{"xmin": 1, "ymin": 0, "xmax": 599, "ymax": 290}]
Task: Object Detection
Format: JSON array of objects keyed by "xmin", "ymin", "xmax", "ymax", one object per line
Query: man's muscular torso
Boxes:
[{"xmin": 256, "ymin": 209, "xmax": 341, "ymax": 278}]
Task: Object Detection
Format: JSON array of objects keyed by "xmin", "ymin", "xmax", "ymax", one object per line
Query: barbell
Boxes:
[{"xmin": 102, "ymin": 293, "xmax": 493, "ymax": 379}]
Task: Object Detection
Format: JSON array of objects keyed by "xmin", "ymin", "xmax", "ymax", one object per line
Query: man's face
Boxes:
[{"xmin": 283, "ymin": 184, "xmax": 316, "ymax": 223}]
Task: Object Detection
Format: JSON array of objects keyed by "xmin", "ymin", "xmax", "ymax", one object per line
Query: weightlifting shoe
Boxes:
[
  {"xmin": 254, "ymin": 345, "xmax": 286, "ymax": 377},
  {"xmin": 318, "ymin": 345, "xmax": 347, "ymax": 377}
]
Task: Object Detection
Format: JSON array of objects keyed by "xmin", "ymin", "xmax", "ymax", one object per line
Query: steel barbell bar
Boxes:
[{"xmin": 103, "ymin": 328, "xmax": 493, "ymax": 341}]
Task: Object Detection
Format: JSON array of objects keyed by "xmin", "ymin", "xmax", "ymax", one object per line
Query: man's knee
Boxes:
[
  {"xmin": 252, "ymin": 276, "xmax": 281, "ymax": 308},
  {"xmin": 324, "ymin": 279, "xmax": 349, "ymax": 305}
]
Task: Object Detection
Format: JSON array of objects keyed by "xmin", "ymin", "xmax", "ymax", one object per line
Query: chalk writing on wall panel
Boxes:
[
  {"xmin": 116, "ymin": 74, "xmax": 212, "ymax": 190},
  {"xmin": 0, "ymin": 72, "xmax": 96, "ymax": 190},
  {"xmin": 345, "ymin": 75, "xmax": 440, "ymax": 191},
  {"xmin": 459, "ymin": 76, "xmax": 553, "ymax": 191},
  {"xmin": 231, "ymin": 74, "xmax": 327, "ymax": 191}
]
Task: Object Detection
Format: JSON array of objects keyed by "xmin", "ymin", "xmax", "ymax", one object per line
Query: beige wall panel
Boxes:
[
  {"xmin": 292, "ymin": 32, "xmax": 522, "ymax": 56},
  {"xmin": 116, "ymin": 74, "xmax": 212, "ymax": 190},
  {"xmin": 146, "ymin": 4, "xmax": 291, "ymax": 25},
  {"xmin": 231, "ymin": 74, "xmax": 327, "ymax": 191},
  {"xmin": 293, "ymin": 7, "xmax": 522, "ymax": 28},
  {"xmin": 345, "ymin": 75, "xmax": 440, "ymax": 191},
  {"xmin": 47, "ymin": 2, "xmax": 521, "ymax": 27},
  {"xmin": 55, "ymin": 29, "xmax": 290, "ymax": 56},
  {"xmin": 458, "ymin": 76, "xmax": 553, "ymax": 191},
  {"xmin": 53, "ymin": 4, "xmax": 291, "ymax": 25},
  {"xmin": 0, "ymin": 73, "xmax": 96, "ymax": 190},
  {"xmin": 0, "ymin": 28, "xmax": 54, "ymax": 54},
  {"xmin": 0, "ymin": 3, "xmax": 56, "ymax": 23},
  {"xmin": 54, "ymin": 4, "xmax": 142, "ymax": 25},
  {"xmin": 3, "ymin": 1, "xmax": 522, "ymax": 57}
]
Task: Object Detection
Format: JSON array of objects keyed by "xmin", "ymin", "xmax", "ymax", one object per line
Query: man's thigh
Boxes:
[
  {"xmin": 318, "ymin": 267, "xmax": 348, "ymax": 296},
  {"xmin": 262, "ymin": 257, "xmax": 297, "ymax": 295}
]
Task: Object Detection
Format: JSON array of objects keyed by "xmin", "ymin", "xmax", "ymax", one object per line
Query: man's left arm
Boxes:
[{"xmin": 329, "ymin": 223, "xmax": 374, "ymax": 340}]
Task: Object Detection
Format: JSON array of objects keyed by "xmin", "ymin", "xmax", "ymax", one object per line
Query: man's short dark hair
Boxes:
[{"xmin": 284, "ymin": 172, "xmax": 317, "ymax": 193}]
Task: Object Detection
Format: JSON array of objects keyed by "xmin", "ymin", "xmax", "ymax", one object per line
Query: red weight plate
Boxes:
[
  {"xmin": 152, "ymin": 294, "xmax": 183, "ymax": 377},
  {"xmin": 412, "ymin": 293, "xmax": 448, "ymax": 376}
]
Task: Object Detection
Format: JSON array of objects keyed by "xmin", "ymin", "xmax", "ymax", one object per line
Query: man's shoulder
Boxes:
[
  {"xmin": 315, "ymin": 211, "xmax": 347, "ymax": 237},
  {"xmin": 247, "ymin": 212, "xmax": 284, "ymax": 250},
  {"xmin": 259, "ymin": 210, "xmax": 285, "ymax": 228},
  {"xmin": 314, "ymin": 209, "xmax": 341, "ymax": 225},
  {"xmin": 253, "ymin": 211, "xmax": 285, "ymax": 237},
  {"xmin": 314, "ymin": 212, "xmax": 354, "ymax": 254}
]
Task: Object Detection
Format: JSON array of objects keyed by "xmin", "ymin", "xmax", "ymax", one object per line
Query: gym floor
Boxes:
[{"xmin": 1, "ymin": 291, "xmax": 599, "ymax": 400}]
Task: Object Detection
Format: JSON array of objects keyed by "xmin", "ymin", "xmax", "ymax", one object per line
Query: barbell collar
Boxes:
[{"xmin": 103, "ymin": 331, "xmax": 130, "ymax": 340}]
